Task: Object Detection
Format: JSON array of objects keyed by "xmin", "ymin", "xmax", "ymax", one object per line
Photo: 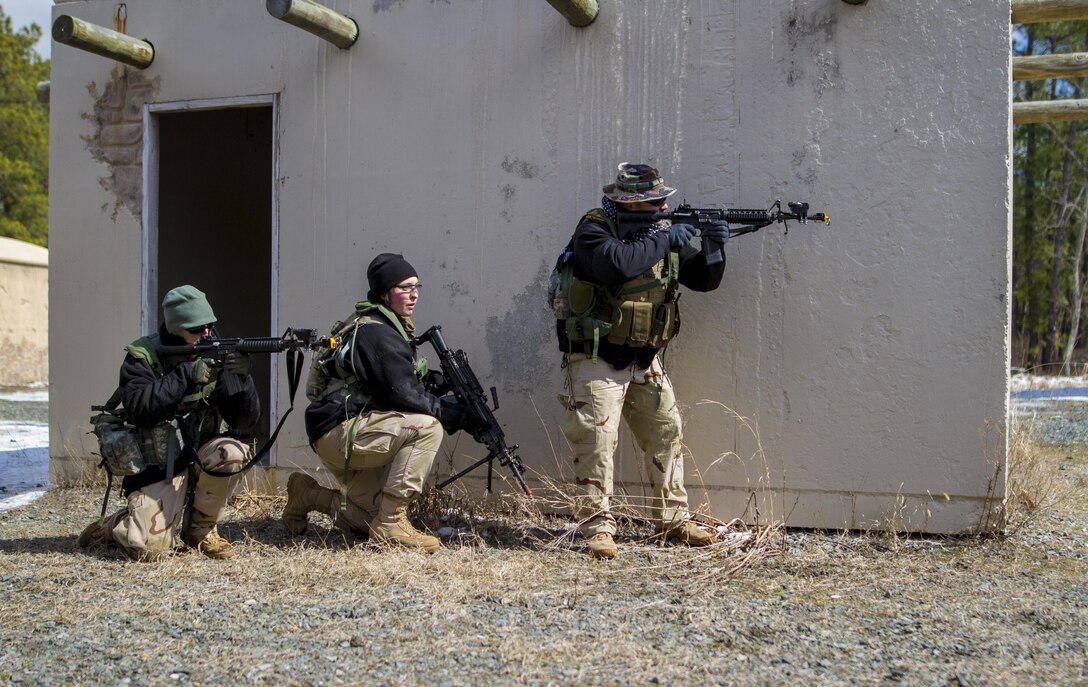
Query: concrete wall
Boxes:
[
  {"xmin": 0, "ymin": 237, "xmax": 48, "ymax": 386},
  {"xmin": 48, "ymin": 0, "xmax": 1011, "ymax": 533}
]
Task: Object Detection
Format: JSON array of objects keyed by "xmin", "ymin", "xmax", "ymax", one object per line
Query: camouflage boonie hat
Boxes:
[{"xmin": 602, "ymin": 162, "xmax": 677, "ymax": 203}]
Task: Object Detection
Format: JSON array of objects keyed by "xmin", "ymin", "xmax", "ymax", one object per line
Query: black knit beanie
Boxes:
[{"xmin": 367, "ymin": 253, "xmax": 417, "ymax": 302}]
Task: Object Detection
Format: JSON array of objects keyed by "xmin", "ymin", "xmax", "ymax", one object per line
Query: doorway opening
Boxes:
[{"xmin": 144, "ymin": 100, "xmax": 277, "ymax": 448}]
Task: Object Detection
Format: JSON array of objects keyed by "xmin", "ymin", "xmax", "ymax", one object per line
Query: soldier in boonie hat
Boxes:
[
  {"xmin": 548, "ymin": 160, "xmax": 729, "ymax": 560},
  {"xmin": 601, "ymin": 162, "xmax": 677, "ymax": 204}
]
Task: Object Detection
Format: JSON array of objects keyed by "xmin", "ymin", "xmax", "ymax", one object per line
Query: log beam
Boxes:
[
  {"xmin": 1014, "ymin": 53, "xmax": 1088, "ymax": 80},
  {"xmin": 266, "ymin": 0, "xmax": 359, "ymax": 49},
  {"xmin": 1012, "ymin": 0, "xmax": 1088, "ymax": 24},
  {"xmin": 51, "ymin": 15, "xmax": 154, "ymax": 69},
  {"xmin": 1014, "ymin": 99, "xmax": 1088, "ymax": 124},
  {"xmin": 35, "ymin": 81, "xmax": 50, "ymax": 106},
  {"xmin": 545, "ymin": 0, "xmax": 599, "ymax": 27}
]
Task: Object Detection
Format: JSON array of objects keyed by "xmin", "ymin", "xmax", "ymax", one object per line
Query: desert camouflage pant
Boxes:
[
  {"xmin": 560, "ymin": 353, "xmax": 689, "ymax": 537},
  {"xmin": 313, "ymin": 410, "xmax": 442, "ymax": 531},
  {"xmin": 101, "ymin": 437, "xmax": 249, "ymax": 559}
]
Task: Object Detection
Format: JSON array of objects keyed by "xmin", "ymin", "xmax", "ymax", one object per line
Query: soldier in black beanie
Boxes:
[{"xmin": 284, "ymin": 254, "xmax": 472, "ymax": 552}]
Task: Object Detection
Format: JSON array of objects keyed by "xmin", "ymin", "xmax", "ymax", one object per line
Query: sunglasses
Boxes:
[
  {"xmin": 186, "ymin": 324, "xmax": 213, "ymax": 334},
  {"xmin": 644, "ymin": 197, "xmax": 668, "ymax": 207}
]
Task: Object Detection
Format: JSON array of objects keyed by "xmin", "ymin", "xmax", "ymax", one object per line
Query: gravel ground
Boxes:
[{"xmin": 0, "ymin": 397, "xmax": 1085, "ymax": 685}]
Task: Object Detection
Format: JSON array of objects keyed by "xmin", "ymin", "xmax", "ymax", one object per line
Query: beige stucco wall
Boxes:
[
  {"xmin": 48, "ymin": 0, "xmax": 1011, "ymax": 532},
  {"xmin": 0, "ymin": 237, "xmax": 48, "ymax": 386}
]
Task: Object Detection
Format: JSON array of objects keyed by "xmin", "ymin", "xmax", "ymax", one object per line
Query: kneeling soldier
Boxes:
[
  {"xmin": 284, "ymin": 253, "xmax": 473, "ymax": 552},
  {"xmin": 78, "ymin": 285, "xmax": 259, "ymax": 560}
]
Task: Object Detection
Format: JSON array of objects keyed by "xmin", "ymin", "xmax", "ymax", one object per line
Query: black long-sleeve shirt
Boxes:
[
  {"xmin": 304, "ymin": 310, "xmax": 465, "ymax": 445},
  {"xmin": 119, "ymin": 325, "xmax": 261, "ymax": 493},
  {"xmin": 556, "ymin": 214, "xmax": 726, "ymax": 369}
]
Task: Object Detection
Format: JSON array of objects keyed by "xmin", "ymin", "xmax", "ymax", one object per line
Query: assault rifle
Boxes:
[
  {"xmin": 618, "ymin": 199, "xmax": 829, "ymax": 265},
  {"xmin": 415, "ymin": 325, "xmax": 533, "ymax": 497},
  {"xmin": 159, "ymin": 327, "xmax": 331, "ymax": 395},
  {"xmin": 157, "ymin": 327, "xmax": 330, "ymax": 477}
]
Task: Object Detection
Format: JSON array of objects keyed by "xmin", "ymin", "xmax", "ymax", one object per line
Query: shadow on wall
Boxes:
[{"xmin": 0, "ymin": 237, "xmax": 49, "ymax": 386}]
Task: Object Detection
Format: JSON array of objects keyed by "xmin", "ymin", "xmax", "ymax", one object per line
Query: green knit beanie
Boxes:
[{"xmin": 162, "ymin": 285, "xmax": 217, "ymax": 333}]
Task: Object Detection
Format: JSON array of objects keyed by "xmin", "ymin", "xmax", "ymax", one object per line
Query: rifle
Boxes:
[
  {"xmin": 618, "ymin": 199, "xmax": 829, "ymax": 265},
  {"xmin": 158, "ymin": 327, "xmax": 330, "ymax": 395},
  {"xmin": 157, "ymin": 327, "xmax": 331, "ymax": 477},
  {"xmin": 415, "ymin": 325, "xmax": 533, "ymax": 497}
]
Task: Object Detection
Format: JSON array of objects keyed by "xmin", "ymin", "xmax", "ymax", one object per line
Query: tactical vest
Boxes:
[
  {"xmin": 559, "ymin": 208, "xmax": 682, "ymax": 358},
  {"xmin": 305, "ymin": 300, "xmax": 428, "ymax": 407}
]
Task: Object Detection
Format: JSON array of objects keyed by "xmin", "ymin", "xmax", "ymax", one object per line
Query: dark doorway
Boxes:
[{"xmin": 155, "ymin": 106, "xmax": 274, "ymax": 442}]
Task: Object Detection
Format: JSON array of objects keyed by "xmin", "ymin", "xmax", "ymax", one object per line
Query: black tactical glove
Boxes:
[
  {"xmin": 667, "ymin": 223, "xmax": 696, "ymax": 249},
  {"xmin": 438, "ymin": 396, "xmax": 478, "ymax": 435},
  {"xmin": 701, "ymin": 221, "xmax": 731, "ymax": 245},
  {"xmin": 423, "ymin": 370, "xmax": 450, "ymax": 396},
  {"xmin": 223, "ymin": 352, "xmax": 252, "ymax": 378}
]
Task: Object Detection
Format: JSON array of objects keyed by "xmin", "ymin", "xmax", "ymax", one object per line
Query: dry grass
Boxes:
[
  {"xmin": 1003, "ymin": 417, "xmax": 1077, "ymax": 532},
  {"xmin": 3, "ymin": 438, "xmax": 1086, "ymax": 686}
]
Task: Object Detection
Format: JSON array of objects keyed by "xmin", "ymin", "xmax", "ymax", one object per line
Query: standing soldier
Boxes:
[
  {"xmin": 78, "ymin": 285, "xmax": 259, "ymax": 560},
  {"xmin": 283, "ymin": 253, "xmax": 473, "ymax": 552},
  {"xmin": 553, "ymin": 162, "xmax": 731, "ymax": 558}
]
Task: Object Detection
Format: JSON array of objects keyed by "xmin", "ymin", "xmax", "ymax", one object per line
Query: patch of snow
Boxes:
[
  {"xmin": 1009, "ymin": 374, "xmax": 1088, "ymax": 392},
  {"xmin": 0, "ymin": 421, "xmax": 50, "ymax": 511},
  {"xmin": 0, "ymin": 390, "xmax": 48, "ymax": 402},
  {"xmin": 0, "ymin": 489, "xmax": 47, "ymax": 513}
]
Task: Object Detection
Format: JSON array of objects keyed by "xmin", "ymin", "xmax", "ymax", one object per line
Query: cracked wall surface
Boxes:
[{"xmin": 81, "ymin": 66, "xmax": 159, "ymax": 221}]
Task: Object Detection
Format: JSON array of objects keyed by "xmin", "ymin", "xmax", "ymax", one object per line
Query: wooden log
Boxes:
[
  {"xmin": 51, "ymin": 15, "xmax": 154, "ymax": 69},
  {"xmin": 35, "ymin": 81, "xmax": 50, "ymax": 106},
  {"xmin": 1014, "ymin": 99, "xmax": 1088, "ymax": 124},
  {"xmin": 266, "ymin": 0, "xmax": 359, "ymax": 49},
  {"xmin": 1012, "ymin": 0, "xmax": 1088, "ymax": 24},
  {"xmin": 1014, "ymin": 53, "xmax": 1088, "ymax": 80},
  {"xmin": 544, "ymin": 0, "xmax": 599, "ymax": 27}
]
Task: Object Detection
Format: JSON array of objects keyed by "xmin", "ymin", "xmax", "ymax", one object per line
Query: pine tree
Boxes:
[{"xmin": 0, "ymin": 6, "xmax": 50, "ymax": 247}]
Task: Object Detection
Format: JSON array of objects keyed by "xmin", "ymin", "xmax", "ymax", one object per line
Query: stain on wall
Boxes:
[
  {"xmin": 485, "ymin": 263, "xmax": 555, "ymax": 399},
  {"xmin": 373, "ymin": 0, "xmax": 407, "ymax": 13},
  {"xmin": 783, "ymin": 8, "xmax": 840, "ymax": 97},
  {"xmin": 82, "ymin": 66, "xmax": 160, "ymax": 221},
  {"xmin": 501, "ymin": 155, "xmax": 539, "ymax": 179}
]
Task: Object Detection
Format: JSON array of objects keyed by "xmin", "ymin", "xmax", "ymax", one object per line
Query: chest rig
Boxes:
[{"xmin": 560, "ymin": 208, "xmax": 682, "ymax": 359}]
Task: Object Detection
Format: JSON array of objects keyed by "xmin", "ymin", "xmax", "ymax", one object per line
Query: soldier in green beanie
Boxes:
[{"xmin": 78, "ymin": 285, "xmax": 261, "ymax": 560}]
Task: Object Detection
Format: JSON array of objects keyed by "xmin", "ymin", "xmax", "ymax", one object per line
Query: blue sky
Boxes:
[{"xmin": 4, "ymin": 0, "xmax": 52, "ymax": 59}]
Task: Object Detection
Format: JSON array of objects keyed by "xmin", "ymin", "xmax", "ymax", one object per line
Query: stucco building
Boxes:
[
  {"xmin": 47, "ymin": 0, "xmax": 1011, "ymax": 533},
  {"xmin": 0, "ymin": 237, "xmax": 49, "ymax": 386}
]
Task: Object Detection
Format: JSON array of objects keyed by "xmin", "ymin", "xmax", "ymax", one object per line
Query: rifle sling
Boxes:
[{"xmin": 201, "ymin": 346, "xmax": 305, "ymax": 477}]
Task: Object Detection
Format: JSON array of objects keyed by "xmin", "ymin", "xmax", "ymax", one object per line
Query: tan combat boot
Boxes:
[
  {"xmin": 283, "ymin": 472, "xmax": 373, "ymax": 536},
  {"xmin": 656, "ymin": 520, "xmax": 714, "ymax": 547},
  {"xmin": 187, "ymin": 527, "xmax": 235, "ymax": 559},
  {"xmin": 368, "ymin": 494, "xmax": 440, "ymax": 553},
  {"xmin": 282, "ymin": 472, "xmax": 329, "ymax": 535},
  {"xmin": 586, "ymin": 532, "xmax": 618, "ymax": 559},
  {"xmin": 76, "ymin": 517, "xmax": 111, "ymax": 548}
]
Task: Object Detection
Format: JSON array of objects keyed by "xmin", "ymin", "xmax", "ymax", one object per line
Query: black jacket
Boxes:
[
  {"xmin": 556, "ymin": 214, "xmax": 726, "ymax": 369},
  {"xmin": 304, "ymin": 310, "xmax": 465, "ymax": 446},
  {"xmin": 120, "ymin": 325, "xmax": 261, "ymax": 494}
]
